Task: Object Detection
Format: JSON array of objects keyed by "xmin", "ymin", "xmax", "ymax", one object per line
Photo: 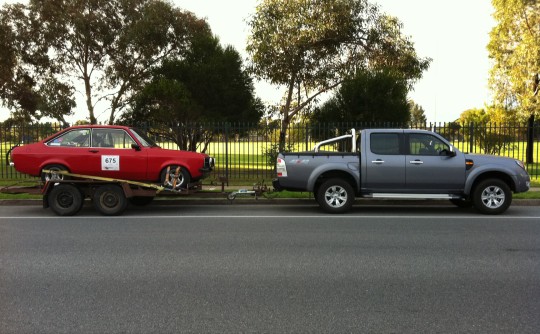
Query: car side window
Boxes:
[
  {"xmin": 92, "ymin": 129, "xmax": 136, "ymax": 149},
  {"xmin": 409, "ymin": 133, "xmax": 450, "ymax": 156},
  {"xmin": 47, "ymin": 129, "xmax": 90, "ymax": 147},
  {"xmin": 370, "ymin": 133, "xmax": 400, "ymax": 155}
]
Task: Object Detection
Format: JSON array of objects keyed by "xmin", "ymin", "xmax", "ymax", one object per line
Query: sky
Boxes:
[{"xmin": 0, "ymin": 0, "xmax": 495, "ymax": 123}]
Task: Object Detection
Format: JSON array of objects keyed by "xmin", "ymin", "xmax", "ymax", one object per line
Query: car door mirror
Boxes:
[
  {"xmin": 131, "ymin": 143, "xmax": 141, "ymax": 151},
  {"xmin": 441, "ymin": 148, "xmax": 456, "ymax": 157}
]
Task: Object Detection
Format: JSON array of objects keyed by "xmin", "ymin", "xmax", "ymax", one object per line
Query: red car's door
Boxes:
[
  {"xmin": 86, "ymin": 129, "xmax": 148, "ymax": 181},
  {"xmin": 45, "ymin": 128, "xmax": 94, "ymax": 174}
]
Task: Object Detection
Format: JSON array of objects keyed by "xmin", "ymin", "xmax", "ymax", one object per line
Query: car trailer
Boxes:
[{"xmin": 1, "ymin": 169, "xmax": 200, "ymax": 216}]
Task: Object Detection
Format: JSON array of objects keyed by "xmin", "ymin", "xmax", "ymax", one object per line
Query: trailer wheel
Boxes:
[
  {"xmin": 160, "ymin": 165, "xmax": 191, "ymax": 190},
  {"xmin": 93, "ymin": 185, "xmax": 127, "ymax": 216},
  {"xmin": 48, "ymin": 184, "xmax": 83, "ymax": 216},
  {"xmin": 472, "ymin": 179, "xmax": 512, "ymax": 215},
  {"xmin": 316, "ymin": 178, "xmax": 354, "ymax": 214}
]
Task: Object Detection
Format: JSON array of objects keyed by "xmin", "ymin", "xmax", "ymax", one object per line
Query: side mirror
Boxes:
[
  {"xmin": 131, "ymin": 143, "xmax": 141, "ymax": 151},
  {"xmin": 441, "ymin": 147, "xmax": 456, "ymax": 157}
]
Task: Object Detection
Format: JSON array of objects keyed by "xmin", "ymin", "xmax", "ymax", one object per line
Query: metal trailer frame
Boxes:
[{"xmin": 1, "ymin": 169, "xmax": 200, "ymax": 216}]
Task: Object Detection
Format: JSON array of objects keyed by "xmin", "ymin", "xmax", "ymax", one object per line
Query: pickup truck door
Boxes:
[
  {"xmin": 363, "ymin": 132, "xmax": 406, "ymax": 191},
  {"xmin": 405, "ymin": 133, "xmax": 465, "ymax": 192}
]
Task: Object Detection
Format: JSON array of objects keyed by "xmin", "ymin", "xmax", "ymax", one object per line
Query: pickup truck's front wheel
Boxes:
[
  {"xmin": 317, "ymin": 179, "xmax": 354, "ymax": 214},
  {"xmin": 472, "ymin": 179, "xmax": 512, "ymax": 215}
]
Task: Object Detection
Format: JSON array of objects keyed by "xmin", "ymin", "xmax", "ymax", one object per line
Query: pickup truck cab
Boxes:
[{"xmin": 273, "ymin": 129, "xmax": 531, "ymax": 214}]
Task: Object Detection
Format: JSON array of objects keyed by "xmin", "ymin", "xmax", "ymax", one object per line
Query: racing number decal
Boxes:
[{"xmin": 101, "ymin": 155, "xmax": 120, "ymax": 171}]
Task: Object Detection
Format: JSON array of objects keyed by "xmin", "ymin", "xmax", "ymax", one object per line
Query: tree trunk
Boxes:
[
  {"xmin": 84, "ymin": 78, "xmax": 96, "ymax": 125},
  {"xmin": 526, "ymin": 113, "xmax": 535, "ymax": 164},
  {"xmin": 279, "ymin": 117, "xmax": 290, "ymax": 153}
]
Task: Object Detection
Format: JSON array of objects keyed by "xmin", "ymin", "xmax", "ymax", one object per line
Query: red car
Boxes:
[{"xmin": 10, "ymin": 125, "xmax": 214, "ymax": 189}]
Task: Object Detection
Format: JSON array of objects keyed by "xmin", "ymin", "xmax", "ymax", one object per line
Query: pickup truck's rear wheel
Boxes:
[
  {"xmin": 93, "ymin": 184, "xmax": 127, "ymax": 216},
  {"xmin": 317, "ymin": 179, "xmax": 354, "ymax": 214},
  {"xmin": 472, "ymin": 179, "xmax": 512, "ymax": 215}
]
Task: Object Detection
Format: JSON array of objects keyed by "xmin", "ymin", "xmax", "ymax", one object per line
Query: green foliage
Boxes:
[
  {"xmin": 458, "ymin": 108, "xmax": 516, "ymax": 155},
  {"xmin": 123, "ymin": 34, "xmax": 263, "ymax": 152},
  {"xmin": 488, "ymin": 0, "xmax": 539, "ymax": 120},
  {"xmin": 247, "ymin": 0, "xmax": 431, "ymax": 152},
  {"xmin": 263, "ymin": 142, "xmax": 296, "ymax": 167},
  {"xmin": 0, "ymin": 0, "xmax": 209, "ymax": 124},
  {"xmin": 408, "ymin": 100, "xmax": 427, "ymax": 125},
  {"xmin": 311, "ymin": 69, "xmax": 410, "ymax": 125}
]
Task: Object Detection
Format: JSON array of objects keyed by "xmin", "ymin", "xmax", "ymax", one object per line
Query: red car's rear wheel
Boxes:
[{"xmin": 41, "ymin": 164, "xmax": 69, "ymax": 182}]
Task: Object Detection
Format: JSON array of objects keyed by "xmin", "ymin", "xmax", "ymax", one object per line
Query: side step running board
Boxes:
[{"xmin": 366, "ymin": 193, "xmax": 461, "ymax": 200}]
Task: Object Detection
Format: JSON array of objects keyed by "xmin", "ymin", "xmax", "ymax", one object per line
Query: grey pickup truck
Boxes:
[{"xmin": 273, "ymin": 129, "xmax": 531, "ymax": 214}]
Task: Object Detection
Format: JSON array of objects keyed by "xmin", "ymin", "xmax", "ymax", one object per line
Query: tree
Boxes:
[
  {"xmin": 458, "ymin": 107, "xmax": 514, "ymax": 155},
  {"xmin": 0, "ymin": 0, "xmax": 209, "ymax": 125},
  {"xmin": 311, "ymin": 69, "xmax": 410, "ymax": 126},
  {"xmin": 488, "ymin": 0, "xmax": 539, "ymax": 162},
  {"xmin": 0, "ymin": 4, "xmax": 75, "ymax": 126},
  {"xmin": 247, "ymin": 0, "xmax": 430, "ymax": 151},
  {"xmin": 408, "ymin": 100, "xmax": 427, "ymax": 125},
  {"xmin": 125, "ymin": 34, "xmax": 263, "ymax": 152}
]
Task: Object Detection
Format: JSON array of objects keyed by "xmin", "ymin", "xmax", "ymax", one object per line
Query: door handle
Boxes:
[
  {"xmin": 371, "ymin": 160, "xmax": 384, "ymax": 164},
  {"xmin": 409, "ymin": 160, "xmax": 423, "ymax": 165},
  {"xmin": 89, "ymin": 149, "xmax": 99, "ymax": 153}
]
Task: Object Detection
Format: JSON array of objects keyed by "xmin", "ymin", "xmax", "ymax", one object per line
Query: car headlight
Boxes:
[{"xmin": 515, "ymin": 159, "xmax": 525, "ymax": 170}]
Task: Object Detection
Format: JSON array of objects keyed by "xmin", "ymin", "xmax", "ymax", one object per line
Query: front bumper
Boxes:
[{"xmin": 199, "ymin": 156, "xmax": 215, "ymax": 179}]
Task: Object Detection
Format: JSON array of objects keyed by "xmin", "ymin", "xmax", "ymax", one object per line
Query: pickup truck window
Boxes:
[
  {"xmin": 370, "ymin": 133, "xmax": 400, "ymax": 155},
  {"xmin": 409, "ymin": 133, "xmax": 449, "ymax": 155}
]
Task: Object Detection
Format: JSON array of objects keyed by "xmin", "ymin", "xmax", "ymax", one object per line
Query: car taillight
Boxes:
[{"xmin": 276, "ymin": 158, "xmax": 287, "ymax": 177}]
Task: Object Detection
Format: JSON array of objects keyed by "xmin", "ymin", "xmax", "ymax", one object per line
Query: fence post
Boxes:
[
  {"xmin": 224, "ymin": 122, "xmax": 229, "ymax": 186},
  {"xmin": 469, "ymin": 123, "xmax": 474, "ymax": 153},
  {"xmin": 305, "ymin": 123, "xmax": 309, "ymax": 151}
]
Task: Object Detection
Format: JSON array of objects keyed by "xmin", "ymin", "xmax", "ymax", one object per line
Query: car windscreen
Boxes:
[{"xmin": 130, "ymin": 128, "xmax": 159, "ymax": 147}]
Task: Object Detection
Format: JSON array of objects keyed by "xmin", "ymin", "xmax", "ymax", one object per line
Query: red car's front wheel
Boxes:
[{"xmin": 160, "ymin": 165, "xmax": 191, "ymax": 191}]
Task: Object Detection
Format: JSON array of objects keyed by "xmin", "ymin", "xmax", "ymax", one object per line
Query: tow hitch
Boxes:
[{"xmin": 227, "ymin": 182, "xmax": 271, "ymax": 201}]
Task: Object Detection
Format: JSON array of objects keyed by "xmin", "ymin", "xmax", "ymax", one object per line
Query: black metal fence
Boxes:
[{"xmin": 1, "ymin": 121, "xmax": 539, "ymax": 181}]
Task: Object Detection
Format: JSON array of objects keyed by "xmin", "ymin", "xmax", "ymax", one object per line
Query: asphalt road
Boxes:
[{"xmin": 1, "ymin": 204, "xmax": 539, "ymax": 333}]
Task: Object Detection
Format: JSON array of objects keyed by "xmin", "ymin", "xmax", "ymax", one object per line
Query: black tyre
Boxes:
[
  {"xmin": 93, "ymin": 185, "xmax": 127, "ymax": 216},
  {"xmin": 472, "ymin": 179, "xmax": 512, "ymax": 215},
  {"xmin": 48, "ymin": 184, "xmax": 83, "ymax": 216},
  {"xmin": 316, "ymin": 178, "xmax": 355, "ymax": 214},
  {"xmin": 160, "ymin": 165, "xmax": 191, "ymax": 191},
  {"xmin": 128, "ymin": 196, "xmax": 154, "ymax": 206},
  {"xmin": 41, "ymin": 164, "xmax": 69, "ymax": 182}
]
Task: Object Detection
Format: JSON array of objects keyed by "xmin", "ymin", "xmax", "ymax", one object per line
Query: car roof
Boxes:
[
  {"xmin": 41, "ymin": 125, "xmax": 134, "ymax": 142},
  {"xmin": 66, "ymin": 125, "xmax": 132, "ymax": 130}
]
